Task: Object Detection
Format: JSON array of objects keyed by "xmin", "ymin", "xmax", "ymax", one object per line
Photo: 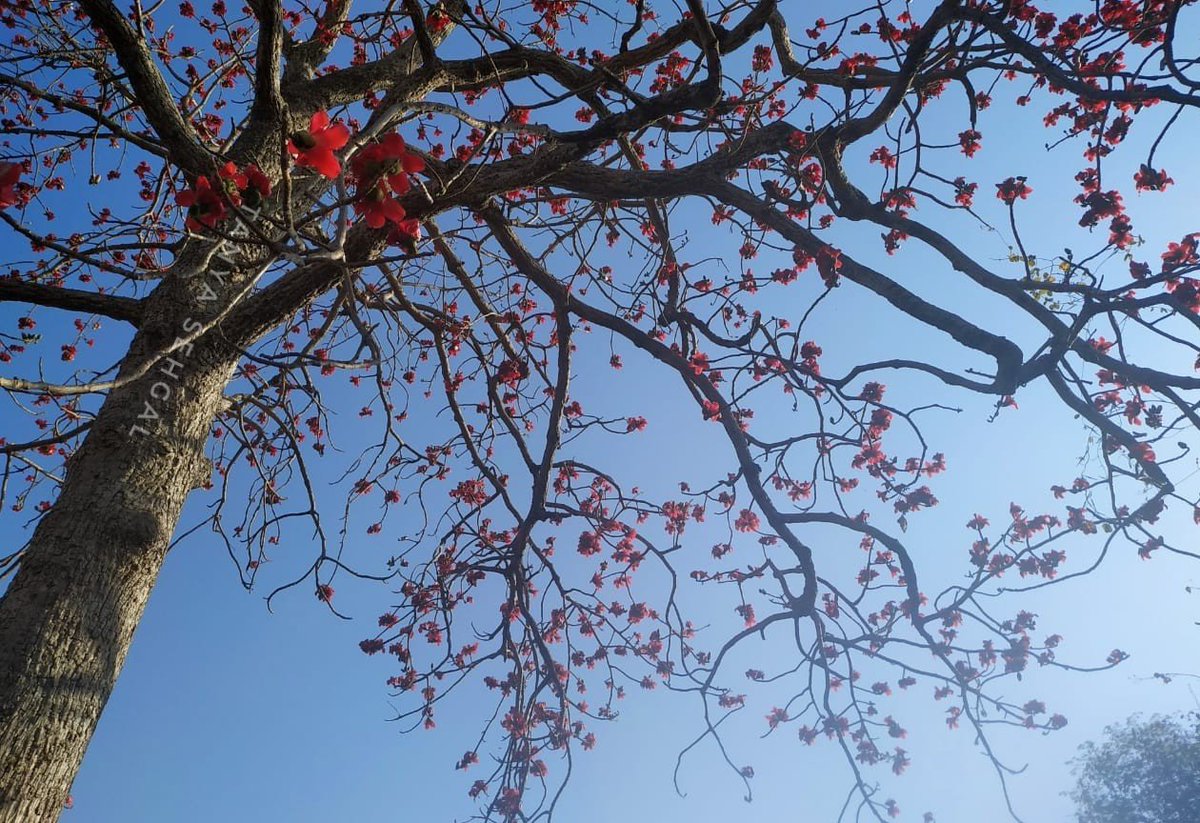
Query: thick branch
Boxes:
[
  {"xmin": 0, "ymin": 279, "xmax": 143, "ymax": 325},
  {"xmin": 248, "ymin": 0, "xmax": 286, "ymax": 125},
  {"xmin": 77, "ymin": 0, "xmax": 212, "ymax": 173}
]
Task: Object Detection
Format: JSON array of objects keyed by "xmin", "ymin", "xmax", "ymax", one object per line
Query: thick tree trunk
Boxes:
[{"xmin": 0, "ymin": 267, "xmax": 241, "ymax": 822}]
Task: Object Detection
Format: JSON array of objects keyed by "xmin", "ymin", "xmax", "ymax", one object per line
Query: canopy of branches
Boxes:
[{"xmin": 1, "ymin": 1, "xmax": 1200, "ymax": 821}]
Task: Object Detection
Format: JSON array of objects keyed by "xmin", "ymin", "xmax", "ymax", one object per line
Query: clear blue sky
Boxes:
[{"xmin": 4, "ymin": 2, "xmax": 1200, "ymax": 822}]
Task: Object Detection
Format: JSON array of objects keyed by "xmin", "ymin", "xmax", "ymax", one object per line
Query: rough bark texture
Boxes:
[{"xmin": 0, "ymin": 268, "xmax": 238, "ymax": 823}]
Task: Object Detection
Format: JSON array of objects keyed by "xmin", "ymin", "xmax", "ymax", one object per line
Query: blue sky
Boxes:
[{"xmin": 4, "ymin": 2, "xmax": 1200, "ymax": 822}]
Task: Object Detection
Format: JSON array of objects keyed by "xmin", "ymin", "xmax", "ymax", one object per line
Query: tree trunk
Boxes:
[{"xmin": 0, "ymin": 268, "xmax": 240, "ymax": 822}]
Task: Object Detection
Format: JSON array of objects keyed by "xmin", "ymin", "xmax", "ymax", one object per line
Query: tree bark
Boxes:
[{"xmin": 0, "ymin": 267, "xmax": 240, "ymax": 822}]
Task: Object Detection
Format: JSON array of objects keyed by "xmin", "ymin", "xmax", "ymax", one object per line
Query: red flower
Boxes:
[
  {"xmin": 1076, "ymin": 189, "xmax": 1123, "ymax": 227},
  {"xmin": 816, "ymin": 245, "xmax": 843, "ymax": 288},
  {"xmin": 752, "ymin": 45, "xmax": 773, "ymax": 73},
  {"xmin": 316, "ymin": 584, "xmax": 335, "ymax": 602},
  {"xmin": 359, "ymin": 638, "xmax": 385, "ymax": 654},
  {"xmin": 995, "ymin": 176, "xmax": 1033, "ymax": 204},
  {"xmin": 387, "ymin": 218, "xmax": 422, "ymax": 248},
  {"xmin": 1134, "ymin": 164, "xmax": 1173, "ymax": 192},
  {"xmin": 288, "ymin": 111, "xmax": 350, "ymax": 179},
  {"xmin": 354, "ymin": 187, "xmax": 408, "ymax": 229},
  {"xmin": 1129, "ymin": 442, "xmax": 1156, "ymax": 463},
  {"xmin": 736, "ymin": 603, "xmax": 757, "ymax": 627},
  {"xmin": 352, "ymin": 133, "xmax": 424, "ymax": 190},
  {"xmin": 0, "ymin": 162, "xmax": 21, "ymax": 208},
  {"xmin": 175, "ymin": 176, "xmax": 229, "ymax": 231},
  {"xmin": 870, "ymin": 146, "xmax": 897, "ymax": 168},
  {"xmin": 495, "ymin": 358, "xmax": 526, "ymax": 386},
  {"xmin": 953, "ymin": 176, "xmax": 977, "ymax": 207},
  {"xmin": 242, "ymin": 163, "xmax": 272, "ymax": 202},
  {"xmin": 426, "ymin": 7, "xmax": 450, "ymax": 32},
  {"xmin": 350, "ymin": 133, "xmax": 428, "ymax": 238},
  {"xmin": 958, "ymin": 129, "xmax": 982, "ymax": 157},
  {"xmin": 216, "ymin": 161, "xmax": 248, "ymax": 199},
  {"xmin": 859, "ymin": 381, "xmax": 886, "ymax": 402},
  {"xmin": 1162, "ymin": 234, "xmax": 1199, "ymax": 272},
  {"xmin": 734, "ymin": 508, "xmax": 760, "ymax": 532}
]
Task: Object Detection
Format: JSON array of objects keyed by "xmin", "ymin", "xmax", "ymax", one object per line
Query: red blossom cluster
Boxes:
[
  {"xmin": 350, "ymin": 132, "xmax": 426, "ymax": 243},
  {"xmin": 175, "ymin": 162, "xmax": 270, "ymax": 231},
  {"xmin": 175, "ymin": 112, "xmax": 425, "ymax": 244}
]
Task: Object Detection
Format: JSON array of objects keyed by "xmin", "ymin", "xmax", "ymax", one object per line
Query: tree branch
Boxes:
[
  {"xmin": 0, "ymin": 279, "xmax": 143, "ymax": 325},
  {"xmin": 77, "ymin": 0, "xmax": 213, "ymax": 173}
]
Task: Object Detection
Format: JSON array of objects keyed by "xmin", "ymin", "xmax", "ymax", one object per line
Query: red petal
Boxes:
[
  {"xmin": 381, "ymin": 133, "xmax": 406, "ymax": 155},
  {"xmin": 320, "ymin": 123, "xmax": 351, "ymax": 151},
  {"xmin": 386, "ymin": 174, "xmax": 411, "ymax": 195},
  {"xmin": 0, "ymin": 163, "xmax": 21, "ymax": 187},
  {"xmin": 310, "ymin": 150, "xmax": 343, "ymax": 179}
]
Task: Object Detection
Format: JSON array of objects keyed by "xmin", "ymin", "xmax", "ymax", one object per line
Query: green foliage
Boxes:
[{"xmin": 1070, "ymin": 713, "xmax": 1200, "ymax": 823}]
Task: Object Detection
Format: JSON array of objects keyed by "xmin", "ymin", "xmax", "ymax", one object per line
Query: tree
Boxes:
[
  {"xmin": 0, "ymin": 0, "xmax": 1198, "ymax": 820},
  {"xmin": 1070, "ymin": 712, "xmax": 1200, "ymax": 823}
]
